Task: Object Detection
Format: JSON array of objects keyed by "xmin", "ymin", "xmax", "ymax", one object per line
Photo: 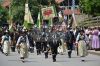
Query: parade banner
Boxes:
[
  {"xmin": 23, "ymin": 4, "xmax": 34, "ymax": 29},
  {"xmin": 55, "ymin": 0, "xmax": 64, "ymax": 4},
  {"xmin": 63, "ymin": 9, "xmax": 80, "ymax": 15},
  {"xmin": 41, "ymin": 6, "xmax": 56, "ymax": 20},
  {"xmin": 37, "ymin": 12, "xmax": 41, "ymax": 29},
  {"xmin": 9, "ymin": 23, "xmax": 13, "ymax": 32}
]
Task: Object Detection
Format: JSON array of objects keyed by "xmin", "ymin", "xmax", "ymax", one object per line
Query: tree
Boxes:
[
  {"xmin": 5, "ymin": 0, "xmax": 58, "ymax": 25},
  {"xmin": 11, "ymin": 0, "xmax": 26, "ymax": 25},
  {"xmin": 80, "ymin": 0, "xmax": 100, "ymax": 16},
  {"xmin": 0, "ymin": 5, "xmax": 8, "ymax": 26}
]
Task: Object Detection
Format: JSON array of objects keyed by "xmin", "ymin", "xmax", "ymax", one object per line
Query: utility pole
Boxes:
[{"xmin": 68, "ymin": 0, "xmax": 69, "ymax": 24}]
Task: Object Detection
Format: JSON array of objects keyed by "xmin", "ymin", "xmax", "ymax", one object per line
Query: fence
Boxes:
[{"xmin": 79, "ymin": 16, "xmax": 100, "ymax": 27}]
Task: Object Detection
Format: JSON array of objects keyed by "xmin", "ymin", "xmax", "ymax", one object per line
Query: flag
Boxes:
[
  {"xmin": 8, "ymin": 15, "xmax": 14, "ymax": 32},
  {"xmin": 49, "ymin": 18, "xmax": 53, "ymax": 27},
  {"xmin": 37, "ymin": 12, "xmax": 41, "ymax": 29},
  {"xmin": 53, "ymin": 5, "xmax": 57, "ymax": 17},
  {"xmin": 41, "ymin": 6, "xmax": 56, "ymax": 20},
  {"xmin": 9, "ymin": 23, "xmax": 14, "ymax": 32},
  {"xmin": 23, "ymin": 4, "xmax": 34, "ymax": 29},
  {"xmin": 55, "ymin": 0, "xmax": 64, "ymax": 4},
  {"xmin": 58, "ymin": 11, "xmax": 63, "ymax": 22}
]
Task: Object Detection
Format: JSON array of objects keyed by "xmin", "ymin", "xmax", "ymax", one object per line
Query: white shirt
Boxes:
[
  {"xmin": 1, "ymin": 35, "xmax": 11, "ymax": 44},
  {"xmin": 16, "ymin": 35, "xmax": 30, "ymax": 47}
]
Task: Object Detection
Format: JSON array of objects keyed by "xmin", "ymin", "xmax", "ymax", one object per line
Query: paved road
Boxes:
[{"xmin": 0, "ymin": 50, "xmax": 100, "ymax": 66}]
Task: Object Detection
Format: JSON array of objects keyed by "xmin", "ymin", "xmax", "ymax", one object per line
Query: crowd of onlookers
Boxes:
[{"xmin": 74, "ymin": 26, "xmax": 100, "ymax": 51}]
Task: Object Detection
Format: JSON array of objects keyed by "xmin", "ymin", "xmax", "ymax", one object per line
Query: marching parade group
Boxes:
[{"xmin": 0, "ymin": 24, "xmax": 100, "ymax": 63}]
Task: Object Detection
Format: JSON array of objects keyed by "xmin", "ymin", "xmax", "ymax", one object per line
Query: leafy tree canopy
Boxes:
[
  {"xmin": 80, "ymin": 0, "xmax": 100, "ymax": 16},
  {"xmin": 0, "ymin": 5, "xmax": 8, "ymax": 26}
]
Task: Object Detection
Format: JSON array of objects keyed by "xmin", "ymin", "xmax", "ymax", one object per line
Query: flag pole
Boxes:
[
  {"xmin": 9, "ymin": 0, "xmax": 14, "ymax": 32},
  {"xmin": 48, "ymin": 0, "xmax": 52, "ymax": 27},
  {"xmin": 9, "ymin": 0, "xmax": 12, "ymax": 24},
  {"xmin": 9, "ymin": 0, "xmax": 13, "ymax": 27},
  {"xmin": 72, "ymin": 0, "xmax": 77, "ymax": 27}
]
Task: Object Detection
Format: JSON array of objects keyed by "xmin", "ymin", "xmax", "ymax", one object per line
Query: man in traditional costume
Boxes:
[
  {"xmin": 65, "ymin": 27, "xmax": 75, "ymax": 58},
  {"xmin": 16, "ymin": 30, "xmax": 30, "ymax": 62},
  {"xmin": 76, "ymin": 30, "xmax": 89, "ymax": 61},
  {"xmin": 1, "ymin": 30, "xmax": 11, "ymax": 56},
  {"xmin": 49, "ymin": 30, "xmax": 59, "ymax": 62}
]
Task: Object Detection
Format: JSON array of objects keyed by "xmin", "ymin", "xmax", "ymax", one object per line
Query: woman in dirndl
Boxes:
[
  {"xmin": 76, "ymin": 30, "xmax": 89, "ymax": 61},
  {"xmin": 91, "ymin": 27, "xmax": 100, "ymax": 50}
]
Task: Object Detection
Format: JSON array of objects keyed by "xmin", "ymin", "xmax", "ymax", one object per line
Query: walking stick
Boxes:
[{"xmin": 76, "ymin": 43, "xmax": 79, "ymax": 56}]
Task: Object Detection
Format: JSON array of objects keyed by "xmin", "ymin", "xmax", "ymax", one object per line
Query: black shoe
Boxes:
[
  {"xmin": 11, "ymin": 47, "xmax": 15, "ymax": 52},
  {"xmin": 18, "ymin": 51, "xmax": 20, "ymax": 54},
  {"xmin": 5, "ymin": 53, "xmax": 8, "ymax": 56},
  {"xmin": 53, "ymin": 55, "xmax": 56, "ymax": 62},
  {"xmin": 68, "ymin": 52, "xmax": 71, "ymax": 58},
  {"xmin": 30, "ymin": 50, "xmax": 34, "ymax": 53},
  {"xmin": 68, "ymin": 56, "xmax": 71, "ymax": 58},
  {"xmin": 1, "ymin": 51, "xmax": 4, "ymax": 54},
  {"xmin": 20, "ymin": 57, "xmax": 24, "ymax": 59},
  {"xmin": 45, "ymin": 56, "xmax": 48, "ymax": 59},
  {"xmin": 37, "ymin": 52, "xmax": 39, "ymax": 55},
  {"xmin": 45, "ymin": 52, "xmax": 48, "ymax": 59},
  {"xmin": 53, "ymin": 59, "xmax": 56, "ymax": 62},
  {"xmin": 53, "ymin": 60, "xmax": 56, "ymax": 62},
  {"xmin": 45, "ymin": 54, "xmax": 48, "ymax": 59},
  {"xmin": 22, "ymin": 60, "xmax": 25, "ymax": 63},
  {"xmin": 39, "ymin": 51, "xmax": 41, "ymax": 55},
  {"xmin": 81, "ymin": 60, "xmax": 85, "ymax": 62}
]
